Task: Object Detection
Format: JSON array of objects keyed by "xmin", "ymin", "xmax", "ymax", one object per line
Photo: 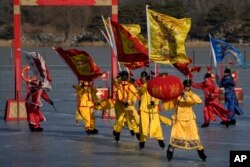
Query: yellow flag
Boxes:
[
  {"xmin": 148, "ymin": 9, "xmax": 191, "ymax": 64},
  {"xmin": 121, "ymin": 24, "xmax": 148, "ymax": 55}
]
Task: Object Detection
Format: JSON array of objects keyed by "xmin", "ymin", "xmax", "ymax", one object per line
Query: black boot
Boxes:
[
  {"xmin": 36, "ymin": 127, "xmax": 44, "ymax": 132},
  {"xmin": 197, "ymin": 149, "xmax": 207, "ymax": 161},
  {"xmin": 139, "ymin": 142, "xmax": 145, "ymax": 149},
  {"xmin": 130, "ymin": 130, "xmax": 135, "ymax": 136},
  {"xmin": 86, "ymin": 130, "xmax": 92, "ymax": 135},
  {"xmin": 30, "ymin": 127, "xmax": 43, "ymax": 132},
  {"xmin": 229, "ymin": 119, "xmax": 236, "ymax": 125},
  {"xmin": 166, "ymin": 145, "xmax": 174, "ymax": 161},
  {"xmin": 29, "ymin": 124, "xmax": 40, "ymax": 132},
  {"xmin": 92, "ymin": 129, "xmax": 99, "ymax": 134},
  {"xmin": 114, "ymin": 132, "xmax": 120, "ymax": 143},
  {"xmin": 201, "ymin": 123, "xmax": 209, "ymax": 128},
  {"xmin": 135, "ymin": 133, "xmax": 140, "ymax": 141},
  {"xmin": 158, "ymin": 140, "xmax": 165, "ymax": 149},
  {"xmin": 221, "ymin": 121, "xmax": 229, "ymax": 127}
]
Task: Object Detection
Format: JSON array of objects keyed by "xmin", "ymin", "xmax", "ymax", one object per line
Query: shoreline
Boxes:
[{"xmin": 0, "ymin": 39, "xmax": 247, "ymax": 48}]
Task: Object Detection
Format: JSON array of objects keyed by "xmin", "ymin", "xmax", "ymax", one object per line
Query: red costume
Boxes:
[
  {"xmin": 25, "ymin": 81, "xmax": 52, "ymax": 131},
  {"xmin": 192, "ymin": 77, "xmax": 230, "ymax": 127}
]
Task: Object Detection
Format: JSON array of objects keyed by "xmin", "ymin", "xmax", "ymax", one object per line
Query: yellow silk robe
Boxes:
[
  {"xmin": 164, "ymin": 90, "xmax": 204, "ymax": 150},
  {"xmin": 113, "ymin": 81, "xmax": 140, "ymax": 133},
  {"xmin": 138, "ymin": 83, "xmax": 164, "ymax": 142},
  {"xmin": 78, "ymin": 86, "xmax": 98, "ymax": 131},
  {"xmin": 73, "ymin": 84, "xmax": 83, "ymax": 123}
]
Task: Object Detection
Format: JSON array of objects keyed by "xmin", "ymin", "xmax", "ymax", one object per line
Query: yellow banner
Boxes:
[
  {"xmin": 69, "ymin": 54, "xmax": 93, "ymax": 75},
  {"xmin": 148, "ymin": 9, "xmax": 191, "ymax": 64}
]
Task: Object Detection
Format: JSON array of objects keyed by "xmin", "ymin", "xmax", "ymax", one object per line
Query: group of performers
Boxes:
[
  {"xmin": 23, "ymin": 67, "xmax": 244, "ymax": 162},
  {"xmin": 192, "ymin": 67, "xmax": 243, "ymax": 127}
]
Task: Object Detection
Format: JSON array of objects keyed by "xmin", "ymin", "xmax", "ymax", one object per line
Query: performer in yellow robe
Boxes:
[
  {"xmin": 163, "ymin": 79, "xmax": 207, "ymax": 161},
  {"xmin": 138, "ymin": 72, "xmax": 165, "ymax": 149},
  {"xmin": 113, "ymin": 71, "xmax": 140, "ymax": 142},
  {"xmin": 112, "ymin": 74, "xmax": 124, "ymax": 133},
  {"xmin": 78, "ymin": 81, "xmax": 99, "ymax": 135},
  {"xmin": 73, "ymin": 80, "xmax": 84, "ymax": 124}
]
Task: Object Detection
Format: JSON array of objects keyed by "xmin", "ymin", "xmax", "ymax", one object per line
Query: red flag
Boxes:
[
  {"xmin": 188, "ymin": 66, "xmax": 201, "ymax": 77},
  {"xmin": 189, "ymin": 66, "xmax": 201, "ymax": 73},
  {"xmin": 173, "ymin": 59, "xmax": 201, "ymax": 78},
  {"xmin": 110, "ymin": 20, "xmax": 149, "ymax": 67},
  {"xmin": 55, "ymin": 47, "xmax": 102, "ymax": 81},
  {"xmin": 173, "ymin": 58, "xmax": 192, "ymax": 76}
]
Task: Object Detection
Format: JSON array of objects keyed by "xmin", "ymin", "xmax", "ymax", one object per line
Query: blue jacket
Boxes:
[{"xmin": 220, "ymin": 74, "xmax": 244, "ymax": 116}]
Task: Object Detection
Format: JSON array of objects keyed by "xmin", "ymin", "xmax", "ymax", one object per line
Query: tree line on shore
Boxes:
[{"xmin": 0, "ymin": 0, "xmax": 249, "ymax": 45}]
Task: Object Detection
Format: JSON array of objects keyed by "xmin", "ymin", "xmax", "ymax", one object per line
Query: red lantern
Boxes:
[{"xmin": 147, "ymin": 73, "xmax": 184, "ymax": 100}]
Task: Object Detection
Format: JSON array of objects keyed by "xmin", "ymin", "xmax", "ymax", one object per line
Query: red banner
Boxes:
[
  {"xmin": 110, "ymin": 20, "xmax": 149, "ymax": 65},
  {"xmin": 173, "ymin": 58, "xmax": 201, "ymax": 78},
  {"xmin": 55, "ymin": 47, "xmax": 102, "ymax": 81},
  {"xmin": 173, "ymin": 59, "xmax": 191, "ymax": 77}
]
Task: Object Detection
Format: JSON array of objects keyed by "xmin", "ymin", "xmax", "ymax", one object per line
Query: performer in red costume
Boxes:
[
  {"xmin": 25, "ymin": 80, "xmax": 53, "ymax": 132},
  {"xmin": 192, "ymin": 73, "xmax": 230, "ymax": 128}
]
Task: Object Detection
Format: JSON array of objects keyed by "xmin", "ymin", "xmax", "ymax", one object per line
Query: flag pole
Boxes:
[
  {"xmin": 209, "ymin": 34, "xmax": 219, "ymax": 84},
  {"xmin": 146, "ymin": 5, "xmax": 152, "ymax": 74},
  {"xmin": 107, "ymin": 17, "xmax": 122, "ymax": 71},
  {"xmin": 108, "ymin": 18, "xmax": 117, "ymax": 57},
  {"xmin": 100, "ymin": 30, "xmax": 113, "ymax": 47},
  {"xmin": 146, "ymin": 7, "xmax": 160, "ymax": 76},
  {"xmin": 154, "ymin": 62, "xmax": 159, "ymax": 76},
  {"xmin": 101, "ymin": 15, "xmax": 113, "ymax": 48},
  {"xmin": 100, "ymin": 29, "xmax": 122, "ymax": 71},
  {"xmin": 101, "ymin": 15, "xmax": 120, "ymax": 100},
  {"xmin": 146, "ymin": 5, "xmax": 155, "ymax": 124},
  {"xmin": 101, "ymin": 16, "xmax": 121, "ymax": 71}
]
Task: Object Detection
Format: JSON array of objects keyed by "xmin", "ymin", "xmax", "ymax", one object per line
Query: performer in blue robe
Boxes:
[{"xmin": 219, "ymin": 68, "xmax": 244, "ymax": 125}]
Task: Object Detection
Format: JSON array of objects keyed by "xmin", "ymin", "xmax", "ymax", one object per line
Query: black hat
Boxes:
[
  {"xmin": 204, "ymin": 73, "xmax": 211, "ymax": 79},
  {"xmin": 224, "ymin": 68, "xmax": 231, "ymax": 74},
  {"xmin": 120, "ymin": 71, "xmax": 129, "ymax": 77},
  {"xmin": 120, "ymin": 71, "xmax": 129, "ymax": 81},
  {"xmin": 140, "ymin": 71, "xmax": 148, "ymax": 78},
  {"xmin": 183, "ymin": 79, "xmax": 192, "ymax": 87}
]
